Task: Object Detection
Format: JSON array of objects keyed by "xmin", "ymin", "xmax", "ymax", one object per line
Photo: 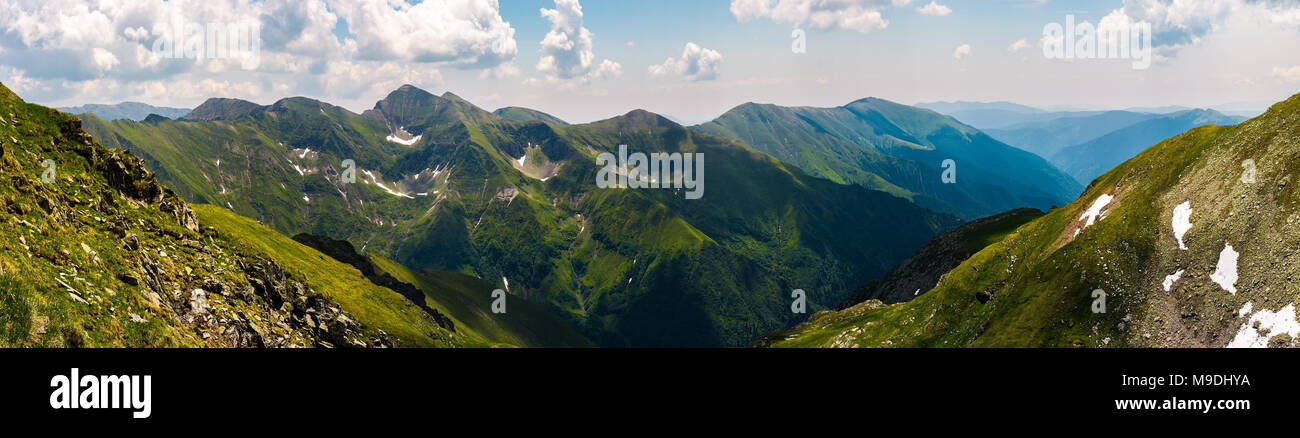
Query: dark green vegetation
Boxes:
[
  {"xmin": 0, "ymin": 82, "xmax": 459, "ymax": 347},
  {"xmin": 371, "ymin": 257, "xmax": 592, "ymax": 348},
  {"xmin": 79, "ymin": 85, "xmax": 959, "ymax": 347},
  {"xmin": 1051, "ymin": 109, "xmax": 1244, "ymax": 184},
  {"xmin": 695, "ymin": 98, "xmax": 1081, "ymax": 219},
  {"xmin": 759, "ymin": 93, "xmax": 1300, "ymax": 348},
  {"xmin": 58, "ymin": 102, "xmax": 191, "ymax": 122},
  {"xmin": 838, "ymin": 208, "xmax": 1044, "ymax": 307}
]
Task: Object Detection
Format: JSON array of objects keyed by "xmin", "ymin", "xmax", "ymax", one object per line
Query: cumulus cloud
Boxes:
[
  {"xmin": 536, "ymin": 0, "xmax": 621, "ymax": 83},
  {"xmin": 0, "ymin": 0, "xmax": 518, "ymax": 107},
  {"xmin": 1274, "ymin": 65, "xmax": 1300, "ymax": 82},
  {"xmin": 730, "ymin": 0, "xmax": 916, "ymax": 32},
  {"xmin": 649, "ymin": 43, "xmax": 723, "ymax": 81},
  {"xmin": 329, "ymin": 0, "xmax": 516, "ymax": 67},
  {"xmin": 1007, "ymin": 39, "xmax": 1031, "ymax": 51},
  {"xmin": 917, "ymin": 1, "xmax": 952, "ymax": 16},
  {"xmin": 952, "ymin": 43, "xmax": 971, "ymax": 59},
  {"xmin": 1097, "ymin": 0, "xmax": 1300, "ymax": 55}
]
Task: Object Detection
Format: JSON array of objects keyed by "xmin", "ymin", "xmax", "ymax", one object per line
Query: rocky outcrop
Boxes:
[
  {"xmin": 292, "ymin": 233, "xmax": 456, "ymax": 332},
  {"xmin": 839, "ymin": 208, "xmax": 1044, "ymax": 308}
]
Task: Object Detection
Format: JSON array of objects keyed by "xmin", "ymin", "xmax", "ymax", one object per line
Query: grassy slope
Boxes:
[
  {"xmin": 764, "ymin": 93, "xmax": 1300, "ymax": 348},
  {"xmin": 192, "ymin": 204, "xmax": 464, "ymax": 347},
  {"xmin": 372, "ymin": 257, "xmax": 592, "ymax": 348}
]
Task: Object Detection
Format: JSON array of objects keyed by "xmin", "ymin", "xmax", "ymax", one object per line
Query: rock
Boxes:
[
  {"xmin": 142, "ymin": 290, "xmax": 162, "ymax": 310},
  {"xmin": 189, "ymin": 289, "xmax": 208, "ymax": 314}
]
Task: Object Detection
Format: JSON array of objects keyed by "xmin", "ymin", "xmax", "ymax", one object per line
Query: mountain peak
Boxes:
[
  {"xmin": 609, "ymin": 109, "xmax": 681, "ymax": 129},
  {"xmin": 185, "ymin": 97, "xmax": 262, "ymax": 121}
]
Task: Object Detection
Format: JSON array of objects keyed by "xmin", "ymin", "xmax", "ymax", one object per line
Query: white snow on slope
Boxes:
[
  {"xmin": 1210, "ymin": 243, "xmax": 1240, "ymax": 294},
  {"xmin": 387, "ymin": 134, "xmax": 421, "ymax": 146},
  {"xmin": 1239, "ymin": 302, "xmax": 1253, "ymax": 317},
  {"xmin": 1172, "ymin": 201, "xmax": 1193, "ymax": 250},
  {"xmin": 516, "ymin": 154, "xmax": 527, "ymax": 167},
  {"xmin": 361, "ymin": 170, "xmax": 414, "ymax": 198},
  {"xmin": 1162, "ymin": 269, "xmax": 1184, "ymax": 292},
  {"xmin": 1228, "ymin": 304, "xmax": 1300, "ymax": 348},
  {"xmin": 386, "ymin": 126, "xmax": 420, "ymax": 145},
  {"xmin": 1074, "ymin": 194, "xmax": 1114, "ymax": 237}
]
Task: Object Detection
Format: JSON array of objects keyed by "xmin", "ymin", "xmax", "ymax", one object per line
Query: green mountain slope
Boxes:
[
  {"xmin": 371, "ymin": 258, "xmax": 592, "ymax": 348},
  {"xmin": 0, "ymin": 82, "xmax": 458, "ymax": 348},
  {"xmin": 838, "ymin": 208, "xmax": 1044, "ymax": 308},
  {"xmin": 493, "ymin": 106, "xmax": 569, "ymax": 126},
  {"xmin": 758, "ymin": 93, "xmax": 1300, "ymax": 348},
  {"xmin": 695, "ymin": 98, "xmax": 1082, "ymax": 219},
  {"xmin": 1053, "ymin": 109, "xmax": 1245, "ymax": 184},
  {"xmin": 78, "ymin": 85, "xmax": 959, "ymax": 347}
]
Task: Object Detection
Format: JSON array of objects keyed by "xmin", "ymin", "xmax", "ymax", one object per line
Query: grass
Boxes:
[
  {"xmin": 192, "ymin": 204, "xmax": 461, "ymax": 347},
  {"xmin": 372, "ymin": 256, "xmax": 592, "ymax": 348}
]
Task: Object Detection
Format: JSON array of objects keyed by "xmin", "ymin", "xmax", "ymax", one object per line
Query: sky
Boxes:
[{"xmin": 2, "ymin": 0, "xmax": 1300, "ymax": 124}]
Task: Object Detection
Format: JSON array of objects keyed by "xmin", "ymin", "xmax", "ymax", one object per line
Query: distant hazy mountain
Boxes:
[
  {"xmin": 59, "ymin": 102, "xmax": 190, "ymax": 121},
  {"xmin": 915, "ymin": 101, "xmax": 1045, "ymax": 114},
  {"xmin": 1124, "ymin": 105, "xmax": 1192, "ymax": 113},
  {"xmin": 696, "ymin": 98, "xmax": 1082, "ymax": 219},
  {"xmin": 492, "ymin": 106, "xmax": 569, "ymax": 125},
  {"xmin": 914, "ymin": 101, "xmax": 1062, "ymax": 130},
  {"xmin": 984, "ymin": 111, "xmax": 1166, "ymax": 159},
  {"xmin": 1053, "ymin": 109, "xmax": 1245, "ymax": 184}
]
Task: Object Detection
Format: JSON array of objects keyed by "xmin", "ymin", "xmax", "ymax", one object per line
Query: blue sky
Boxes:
[{"xmin": 3, "ymin": 0, "xmax": 1299, "ymax": 123}]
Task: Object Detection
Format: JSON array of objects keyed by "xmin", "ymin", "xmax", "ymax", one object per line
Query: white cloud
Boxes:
[
  {"xmin": 917, "ymin": 1, "xmax": 952, "ymax": 16},
  {"xmin": 649, "ymin": 43, "xmax": 723, "ymax": 81},
  {"xmin": 1273, "ymin": 65, "xmax": 1300, "ymax": 82},
  {"xmin": 952, "ymin": 43, "xmax": 971, "ymax": 59},
  {"xmin": 536, "ymin": 0, "xmax": 622, "ymax": 84},
  {"xmin": 0, "ymin": 0, "xmax": 521, "ymax": 108},
  {"xmin": 1096, "ymin": 0, "xmax": 1300, "ymax": 57},
  {"xmin": 330, "ymin": 0, "xmax": 516, "ymax": 66},
  {"xmin": 730, "ymin": 0, "xmax": 915, "ymax": 32},
  {"xmin": 1007, "ymin": 39, "xmax": 1031, "ymax": 51}
]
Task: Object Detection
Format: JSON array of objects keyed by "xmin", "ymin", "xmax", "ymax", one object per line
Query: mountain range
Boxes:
[
  {"xmin": 76, "ymin": 84, "xmax": 960, "ymax": 347},
  {"xmin": 58, "ymin": 102, "xmax": 191, "ymax": 122},
  {"xmin": 759, "ymin": 92, "xmax": 1300, "ymax": 348},
  {"xmin": 694, "ymin": 98, "xmax": 1082, "ymax": 220}
]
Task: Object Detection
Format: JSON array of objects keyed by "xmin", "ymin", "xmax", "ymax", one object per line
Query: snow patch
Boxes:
[
  {"xmin": 1239, "ymin": 302, "xmax": 1253, "ymax": 317},
  {"xmin": 385, "ymin": 126, "xmax": 420, "ymax": 145},
  {"xmin": 386, "ymin": 134, "xmax": 421, "ymax": 146},
  {"xmin": 1162, "ymin": 269, "xmax": 1184, "ymax": 292},
  {"xmin": 1172, "ymin": 201, "xmax": 1193, "ymax": 250},
  {"xmin": 516, "ymin": 154, "xmax": 527, "ymax": 167},
  {"xmin": 502, "ymin": 276, "xmax": 510, "ymax": 292},
  {"xmin": 1228, "ymin": 304, "xmax": 1300, "ymax": 348},
  {"xmin": 361, "ymin": 170, "xmax": 414, "ymax": 198},
  {"xmin": 1210, "ymin": 243, "xmax": 1239, "ymax": 294},
  {"xmin": 1079, "ymin": 194, "xmax": 1113, "ymax": 229},
  {"xmin": 302, "ymin": 196, "xmax": 310, "ymax": 203}
]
